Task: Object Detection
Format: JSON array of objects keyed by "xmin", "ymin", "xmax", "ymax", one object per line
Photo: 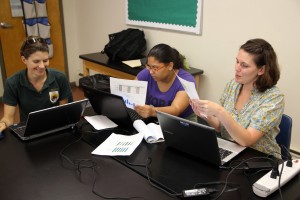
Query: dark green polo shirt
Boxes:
[{"xmin": 3, "ymin": 68, "xmax": 72, "ymax": 122}]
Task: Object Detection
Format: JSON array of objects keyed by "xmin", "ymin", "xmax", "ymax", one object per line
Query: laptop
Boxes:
[
  {"xmin": 10, "ymin": 99, "xmax": 89, "ymax": 141},
  {"xmin": 82, "ymin": 86, "xmax": 143, "ymax": 128},
  {"xmin": 156, "ymin": 111, "xmax": 246, "ymax": 166}
]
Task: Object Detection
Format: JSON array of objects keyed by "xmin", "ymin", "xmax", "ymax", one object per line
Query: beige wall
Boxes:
[{"xmin": 62, "ymin": 0, "xmax": 300, "ymax": 152}]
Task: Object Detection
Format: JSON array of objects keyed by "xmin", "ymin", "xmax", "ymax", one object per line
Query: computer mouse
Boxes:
[{"xmin": 0, "ymin": 131, "xmax": 5, "ymax": 140}]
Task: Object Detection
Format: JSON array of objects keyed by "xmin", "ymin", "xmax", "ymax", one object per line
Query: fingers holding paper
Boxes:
[
  {"xmin": 134, "ymin": 104, "xmax": 155, "ymax": 118},
  {"xmin": 189, "ymin": 99, "xmax": 221, "ymax": 119}
]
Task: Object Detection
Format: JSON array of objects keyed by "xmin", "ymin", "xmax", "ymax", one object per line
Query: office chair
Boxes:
[
  {"xmin": 276, "ymin": 114, "xmax": 293, "ymax": 159},
  {"xmin": 68, "ymin": 95, "xmax": 74, "ymax": 103}
]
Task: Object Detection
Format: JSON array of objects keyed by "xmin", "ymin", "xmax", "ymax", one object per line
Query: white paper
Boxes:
[
  {"xmin": 122, "ymin": 59, "xmax": 142, "ymax": 68},
  {"xmin": 176, "ymin": 75, "xmax": 199, "ymax": 99},
  {"xmin": 84, "ymin": 115, "xmax": 118, "ymax": 130},
  {"xmin": 176, "ymin": 75, "xmax": 207, "ymax": 118},
  {"xmin": 91, "ymin": 132, "xmax": 144, "ymax": 156},
  {"xmin": 110, "ymin": 77, "xmax": 147, "ymax": 109},
  {"xmin": 133, "ymin": 120, "xmax": 164, "ymax": 143}
]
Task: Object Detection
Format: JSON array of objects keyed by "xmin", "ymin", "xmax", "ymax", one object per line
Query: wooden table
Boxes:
[{"xmin": 79, "ymin": 52, "xmax": 204, "ymax": 92}]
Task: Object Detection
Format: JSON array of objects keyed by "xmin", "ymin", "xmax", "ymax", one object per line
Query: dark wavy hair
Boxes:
[
  {"xmin": 147, "ymin": 43, "xmax": 183, "ymax": 69},
  {"xmin": 20, "ymin": 35, "xmax": 49, "ymax": 59},
  {"xmin": 240, "ymin": 38, "xmax": 280, "ymax": 92}
]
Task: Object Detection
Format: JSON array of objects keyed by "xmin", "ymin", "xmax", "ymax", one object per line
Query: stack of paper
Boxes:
[
  {"xmin": 84, "ymin": 115, "xmax": 118, "ymax": 130},
  {"xmin": 122, "ymin": 59, "xmax": 142, "ymax": 68}
]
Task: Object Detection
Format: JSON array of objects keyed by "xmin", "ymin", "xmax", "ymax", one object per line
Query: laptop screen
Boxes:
[
  {"xmin": 82, "ymin": 86, "xmax": 133, "ymax": 128},
  {"xmin": 156, "ymin": 111, "xmax": 223, "ymax": 165},
  {"xmin": 25, "ymin": 99, "xmax": 88, "ymax": 135},
  {"xmin": 10, "ymin": 99, "xmax": 89, "ymax": 140}
]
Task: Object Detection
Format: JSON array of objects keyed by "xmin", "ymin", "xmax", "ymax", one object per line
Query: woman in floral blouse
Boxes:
[{"xmin": 190, "ymin": 38, "xmax": 284, "ymax": 158}]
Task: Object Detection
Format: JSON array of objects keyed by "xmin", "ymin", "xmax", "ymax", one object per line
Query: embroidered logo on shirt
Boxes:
[{"xmin": 49, "ymin": 91, "xmax": 59, "ymax": 103}]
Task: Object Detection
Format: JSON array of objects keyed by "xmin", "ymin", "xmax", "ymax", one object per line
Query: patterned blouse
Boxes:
[{"xmin": 220, "ymin": 79, "xmax": 284, "ymax": 158}]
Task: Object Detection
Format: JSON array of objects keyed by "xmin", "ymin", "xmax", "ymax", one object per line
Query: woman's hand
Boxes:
[
  {"xmin": 189, "ymin": 99, "xmax": 221, "ymax": 118},
  {"xmin": 134, "ymin": 104, "xmax": 155, "ymax": 118},
  {"xmin": 189, "ymin": 99, "xmax": 203, "ymax": 117}
]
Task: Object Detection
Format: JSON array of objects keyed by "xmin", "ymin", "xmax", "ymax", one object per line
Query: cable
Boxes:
[
  {"xmin": 144, "ymin": 157, "xmax": 181, "ymax": 199},
  {"xmin": 125, "ymin": 157, "xmax": 147, "ymax": 167},
  {"xmin": 194, "ymin": 181, "xmax": 240, "ymax": 193},
  {"xmin": 125, "ymin": 155, "xmax": 281, "ymax": 199},
  {"xmin": 60, "ymin": 126, "xmax": 143, "ymax": 199},
  {"xmin": 280, "ymin": 144, "xmax": 293, "ymax": 167},
  {"xmin": 277, "ymin": 161, "xmax": 284, "ymax": 200},
  {"xmin": 211, "ymin": 156, "xmax": 279, "ymax": 200},
  {"xmin": 65, "ymin": 123, "xmax": 285, "ymax": 199}
]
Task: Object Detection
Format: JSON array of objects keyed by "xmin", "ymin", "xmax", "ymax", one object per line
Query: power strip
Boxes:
[{"xmin": 252, "ymin": 159, "xmax": 300, "ymax": 198}]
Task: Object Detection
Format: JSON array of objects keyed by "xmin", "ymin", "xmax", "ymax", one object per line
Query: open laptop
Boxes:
[
  {"xmin": 156, "ymin": 111, "xmax": 246, "ymax": 166},
  {"xmin": 10, "ymin": 99, "xmax": 89, "ymax": 141},
  {"xmin": 82, "ymin": 86, "xmax": 143, "ymax": 129}
]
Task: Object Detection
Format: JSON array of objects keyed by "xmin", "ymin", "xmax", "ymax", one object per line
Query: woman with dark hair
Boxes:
[
  {"xmin": 190, "ymin": 38, "xmax": 284, "ymax": 158},
  {"xmin": 0, "ymin": 36, "xmax": 72, "ymax": 132},
  {"xmin": 135, "ymin": 43, "xmax": 197, "ymax": 122}
]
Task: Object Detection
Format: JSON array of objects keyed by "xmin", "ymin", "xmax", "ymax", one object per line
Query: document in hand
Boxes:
[
  {"xmin": 176, "ymin": 75, "xmax": 199, "ymax": 99},
  {"xmin": 110, "ymin": 77, "xmax": 147, "ymax": 109},
  {"xmin": 133, "ymin": 120, "xmax": 164, "ymax": 143},
  {"xmin": 176, "ymin": 74, "xmax": 207, "ymax": 118}
]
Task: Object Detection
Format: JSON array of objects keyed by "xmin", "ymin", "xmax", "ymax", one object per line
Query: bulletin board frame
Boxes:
[{"xmin": 125, "ymin": 0, "xmax": 203, "ymax": 35}]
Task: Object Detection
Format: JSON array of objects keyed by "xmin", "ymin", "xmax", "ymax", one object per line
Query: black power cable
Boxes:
[{"xmin": 59, "ymin": 126, "xmax": 144, "ymax": 199}]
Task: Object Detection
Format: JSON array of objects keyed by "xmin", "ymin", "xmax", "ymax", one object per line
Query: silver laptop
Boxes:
[
  {"xmin": 10, "ymin": 99, "xmax": 89, "ymax": 141},
  {"xmin": 156, "ymin": 111, "xmax": 246, "ymax": 166}
]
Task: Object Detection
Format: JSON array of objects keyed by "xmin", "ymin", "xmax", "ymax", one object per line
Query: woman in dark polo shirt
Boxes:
[{"xmin": 0, "ymin": 36, "xmax": 72, "ymax": 132}]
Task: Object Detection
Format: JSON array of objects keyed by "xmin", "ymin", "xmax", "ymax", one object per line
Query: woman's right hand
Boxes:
[
  {"xmin": 189, "ymin": 99, "xmax": 203, "ymax": 117},
  {"xmin": 0, "ymin": 121, "xmax": 7, "ymax": 132}
]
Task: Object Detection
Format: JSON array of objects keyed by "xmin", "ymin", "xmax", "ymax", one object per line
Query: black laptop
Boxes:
[
  {"xmin": 10, "ymin": 99, "xmax": 89, "ymax": 141},
  {"xmin": 156, "ymin": 111, "xmax": 246, "ymax": 166},
  {"xmin": 82, "ymin": 86, "xmax": 142, "ymax": 129}
]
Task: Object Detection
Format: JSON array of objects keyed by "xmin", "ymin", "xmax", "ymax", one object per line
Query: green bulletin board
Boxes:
[{"xmin": 126, "ymin": 0, "xmax": 203, "ymax": 34}]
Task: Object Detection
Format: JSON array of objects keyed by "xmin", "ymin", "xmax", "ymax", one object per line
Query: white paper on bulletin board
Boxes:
[{"xmin": 125, "ymin": 0, "xmax": 203, "ymax": 35}]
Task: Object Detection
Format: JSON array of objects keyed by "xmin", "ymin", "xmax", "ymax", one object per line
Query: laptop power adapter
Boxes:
[
  {"xmin": 182, "ymin": 188, "xmax": 210, "ymax": 198},
  {"xmin": 246, "ymin": 161, "xmax": 273, "ymax": 170}
]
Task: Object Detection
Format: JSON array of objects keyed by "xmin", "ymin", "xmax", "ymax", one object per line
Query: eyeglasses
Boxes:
[
  {"xmin": 21, "ymin": 37, "xmax": 48, "ymax": 55},
  {"xmin": 145, "ymin": 64, "xmax": 165, "ymax": 72},
  {"xmin": 26, "ymin": 37, "xmax": 47, "ymax": 45}
]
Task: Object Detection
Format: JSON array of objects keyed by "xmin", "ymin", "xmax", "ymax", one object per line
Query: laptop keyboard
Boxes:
[
  {"xmin": 12, "ymin": 126, "xmax": 26, "ymax": 136},
  {"xmin": 219, "ymin": 147, "xmax": 233, "ymax": 160},
  {"xmin": 127, "ymin": 108, "xmax": 143, "ymax": 121}
]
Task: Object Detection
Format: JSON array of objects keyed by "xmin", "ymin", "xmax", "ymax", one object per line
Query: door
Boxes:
[{"xmin": 0, "ymin": 0, "xmax": 66, "ymax": 81}]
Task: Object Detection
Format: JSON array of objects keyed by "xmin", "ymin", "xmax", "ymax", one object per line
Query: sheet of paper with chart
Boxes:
[
  {"xmin": 91, "ymin": 132, "xmax": 144, "ymax": 156},
  {"xmin": 176, "ymin": 75, "xmax": 199, "ymax": 99},
  {"xmin": 110, "ymin": 77, "xmax": 148, "ymax": 109}
]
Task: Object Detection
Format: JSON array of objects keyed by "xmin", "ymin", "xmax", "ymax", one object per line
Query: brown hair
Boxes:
[
  {"xmin": 20, "ymin": 36, "xmax": 49, "ymax": 59},
  {"xmin": 240, "ymin": 38, "xmax": 280, "ymax": 92}
]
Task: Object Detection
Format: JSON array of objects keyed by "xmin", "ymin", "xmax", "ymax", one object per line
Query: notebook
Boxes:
[
  {"xmin": 10, "ymin": 99, "xmax": 89, "ymax": 141},
  {"xmin": 82, "ymin": 86, "xmax": 143, "ymax": 128},
  {"xmin": 156, "ymin": 111, "xmax": 246, "ymax": 166}
]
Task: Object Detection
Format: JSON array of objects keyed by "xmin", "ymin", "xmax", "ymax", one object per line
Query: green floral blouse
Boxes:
[{"xmin": 220, "ymin": 79, "xmax": 284, "ymax": 158}]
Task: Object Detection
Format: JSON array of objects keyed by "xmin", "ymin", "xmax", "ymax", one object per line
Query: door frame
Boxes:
[{"xmin": 0, "ymin": 0, "xmax": 69, "ymax": 88}]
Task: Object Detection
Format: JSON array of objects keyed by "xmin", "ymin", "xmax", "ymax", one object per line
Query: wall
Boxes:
[{"xmin": 62, "ymin": 0, "xmax": 300, "ymax": 152}]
